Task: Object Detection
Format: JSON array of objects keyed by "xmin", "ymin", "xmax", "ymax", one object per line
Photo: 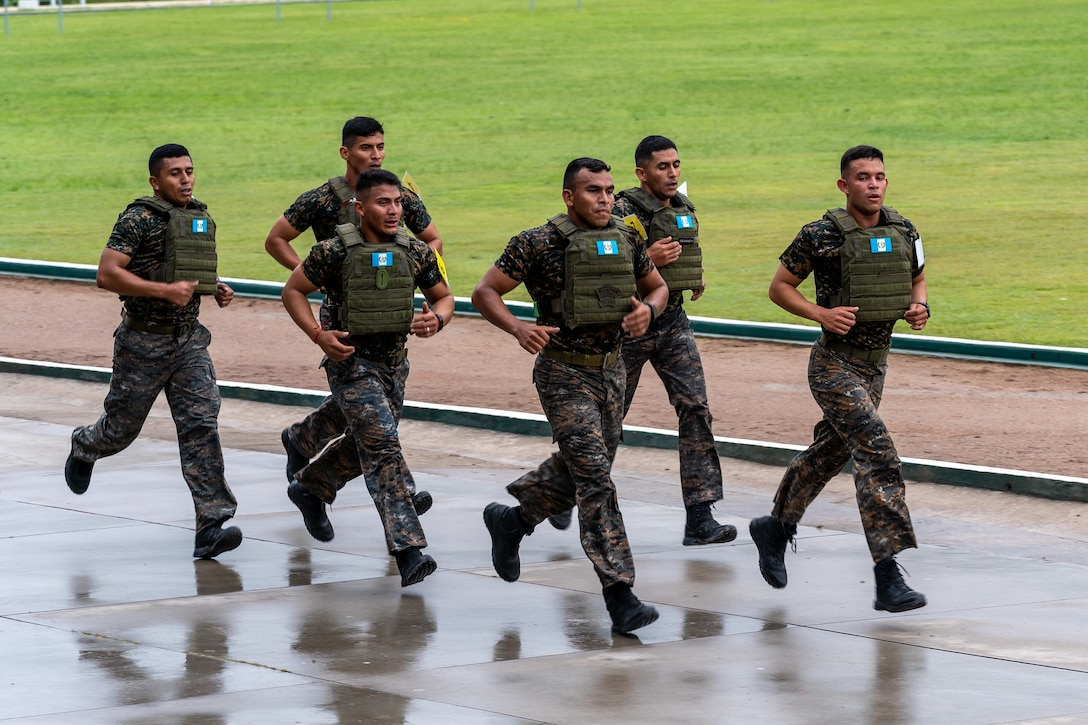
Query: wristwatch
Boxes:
[{"xmin": 915, "ymin": 301, "xmax": 930, "ymax": 317}]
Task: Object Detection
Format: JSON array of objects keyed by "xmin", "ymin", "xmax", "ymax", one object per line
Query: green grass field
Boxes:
[{"xmin": 1, "ymin": 0, "xmax": 1084, "ymax": 346}]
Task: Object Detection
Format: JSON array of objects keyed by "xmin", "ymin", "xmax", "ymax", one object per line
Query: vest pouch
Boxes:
[{"xmin": 549, "ymin": 214, "xmax": 637, "ymax": 328}]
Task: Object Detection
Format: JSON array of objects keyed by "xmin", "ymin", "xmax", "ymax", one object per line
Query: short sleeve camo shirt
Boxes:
[
  {"xmin": 105, "ymin": 200, "xmax": 203, "ymax": 325},
  {"xmin": 283, "ymin": 179, "xmax": 433, "ymax": 243},
  {"xmin": 779, "ymin": 208, "xmax": 923, "ymax": 350}
]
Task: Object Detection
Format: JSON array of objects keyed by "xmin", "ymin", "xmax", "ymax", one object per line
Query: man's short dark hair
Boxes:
[
  {"xmin": 634, "ymin": 135, "xmax": 677, "ymax": 168},
  {"xmin": 563, "ymin": 157, "xmax": 611, "ymax": 190},
  {"xmin": 149, "ymin": 144, "xmax": 191, "ymax": 176},
  {"xmin": 354, "ymin": 168, "xmax": 401, "ymax": 199},
  {"xmin": 342, "ymin": 116, "xmax": 385, "ymax": 147},
  {"xmin": 840, "ymin": 145, "xmax": 884, "ymax": 177}
]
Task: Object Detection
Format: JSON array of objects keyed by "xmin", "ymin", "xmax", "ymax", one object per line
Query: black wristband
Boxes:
[
  {"xmin": 646, "ymin": 302, "xmax": 658, "ymax": 322},
  {"xmin": 434, "ymin": 312, "xmax": 445, "ymax": 331},
  {"xmin": 915, "ymin": 301, "xmax": 930, "ymax": 317}
]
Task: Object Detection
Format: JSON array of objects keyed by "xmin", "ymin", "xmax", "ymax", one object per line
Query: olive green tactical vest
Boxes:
[
  {"xmin": 825, "ymin": 207, "xmax": 913, "ymax": 323},
  {"xmin": 328, "ymin": 176, "xmax": 360, "ymax": 226},
  {"xmin": 545, "ymin": 214, "xmax": 637, "ymax": 328},
  {"xmin": 617, "ymin": 188, "xmax": 703, "ymax": 293},
  {"xmin": 338, "ymin": 223, "xmax": 415, "ymax": 335},
  {"xmin": 131, "ymin": 196, "xmax": 218, "ymax": 294}
]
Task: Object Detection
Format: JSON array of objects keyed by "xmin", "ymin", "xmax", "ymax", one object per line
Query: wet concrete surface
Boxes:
[{"xmin": 2, "ymin": 373, "xmax": 1088, "ymax": 724}]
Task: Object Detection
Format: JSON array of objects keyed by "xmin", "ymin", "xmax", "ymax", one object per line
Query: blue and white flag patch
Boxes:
[
  {"xmin": 676, "ymin": 215, "xmax": 694, "ymax": 229},
  {"xmin": 371, "ymin": 252, "xmax": 394, "ymax": 267},
  {"xmin": 596, "ymin": 240, "xmax": 618, "ymax": 256},
  {"xmin": 191, "ymin": 219, "xmax": 208, "ymax": 233},
  {"xmin": 869, "ymin": 237, "xmax": 892, "ymax": 254}
]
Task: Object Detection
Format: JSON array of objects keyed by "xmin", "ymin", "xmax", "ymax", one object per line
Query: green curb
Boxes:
[
  {"xmin": 4, "ymin": 257, "xmax": 1086, "ymax": 369},
  {"xmin": 4, "ymin": 356, "xmax": 1085, "ymax": 504}
]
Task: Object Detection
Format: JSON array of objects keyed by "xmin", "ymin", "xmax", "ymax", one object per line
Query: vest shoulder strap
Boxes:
[
  {"xmin": 618, "ymin": 187, "xmax": 666, "ymax": 214},
  {"xmin": 328, "ymin": 176, "xmax": 355, "ymax": 205},
  {"xmin": 335, "ymin": 223, "xmax": 365, "ymax": 247},
  {"xmin": 130, "ymin": 196, "xmax": 208, "ymax": 215},
  {"xmin": 547, "ymin": 214, "xmax": 578, "ymax": 239},
  {"xmin": 825, "ymin": 207, "xmax": 858, "ymax": 235}
]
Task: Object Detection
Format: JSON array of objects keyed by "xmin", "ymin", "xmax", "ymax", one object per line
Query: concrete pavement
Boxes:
[{"xmin": 2, "ymin": 372, "xmax": 1088, "ymax": 724}]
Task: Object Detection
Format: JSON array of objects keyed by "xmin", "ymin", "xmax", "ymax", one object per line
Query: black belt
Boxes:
[
  {"xmin": 356, "ymin": 349, "xmax": 408, "ymax": 367},
  {"xmin": 819, "ymin": 335, "xmax": 889, "ymax": 363},
  {"xmin": 539, "ymin": 347, "xmax": 621, "ymax": 368},
  {"xmin": 122, "ymin": 312, "xmax": 193, "ymax": 337}
]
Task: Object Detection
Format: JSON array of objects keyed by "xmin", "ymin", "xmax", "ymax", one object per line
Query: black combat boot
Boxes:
[
  {"xmin": 193, "ymin": 523, "xmax": 243, "ymax": 560},
  {"xmin": 483, "ymin": 502, "xmax": 531, "ymax": 582},
  {"xmin": 603, "ymin": 582, "xmax": 660, "ymax": 635},
  {"xmin": 394, "ymin": 546, "xmax": 437, "ymax": 587},
  {"xmin": 873, "ymin": 557, "xmax": 927, "ymax": 612},
  {"xmin": 547, "ymin": 508, "xmax": 573, "ymax": 530},
  {"xmin": 412, "ymin": 490, "xmax": 434, "ymax": 516},
  {"xmin": 748, "ymin": 515, "xmax": 796, "ymax": 589},
  {"xmin": 281, "ymin": 428, "xmax": 309, "ymax": 483},
  {"xmin": 64, "ymin": 434, "xmax": 94, "ymax": 495},
  {"xmin": 683, "ymin": 502, "xmax": 738, "ymax": 546},
  {"xmin": 288, "ymin": 480, "xmax": 334, "ymax": 542}
]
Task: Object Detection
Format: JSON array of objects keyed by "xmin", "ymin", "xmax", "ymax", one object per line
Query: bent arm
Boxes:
[
  {"xmin": 264, "ymin": 215, "xmax": 305, "ymax": 272},
  {"xmin": 769, "ymin": 263, "xmax": 857, "ymax": 335},
  {"xmin": 281, "ymin": 266, "xmax": 321, "ymax": 338},
  {"xmin": 96, "ymin": 248, "xmax": 196, "ymax": 307},
  {"xmin": 471, "ymin": 266, "xmax": 524, "ymax": 336},
  {"xmin": 415, "ymin": 222, "xmax": 443, "ymax": 255}
]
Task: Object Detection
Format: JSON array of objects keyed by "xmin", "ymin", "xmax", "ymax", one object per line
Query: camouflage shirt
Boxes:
[
  {"xmin": 105, "ymin": 200, "xmax": 204, "ymax": 326},
  {"xmin": 301, "ymin": 232, "xmax": 442, "ymax": 360},
  {"xmin": 613, "ymin": 192, "xmax": 688, "ymax": 320},
  {"xmin": 779, "ymin": 208, "xmax": 923, "ymax": 350},
  {"xmin": 495, "ymin": 219, "xmax": 654, "ymax": 355},
  {"xmin": 283, "ymin": 179, "xmax": 432, "ymax": 242}
]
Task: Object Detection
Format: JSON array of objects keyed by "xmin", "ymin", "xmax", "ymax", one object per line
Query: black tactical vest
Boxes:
[
  {"xmin": 130, "ymin": 196, "xmax": 218, "ymax": 294},
  {"xmin": 825, "ymin": 207, "xmax": 913, "ymax": 323},
  {"xmin": 617, "ymin": 187, "xmax": 703, "ymax": 293},
  {"xmin": 542, "ymin": 214, "xmax": 637, "ymax": 328},
  {"xmin": 338, "ymin": 223, "xmax": 415, "ymax": 335}
]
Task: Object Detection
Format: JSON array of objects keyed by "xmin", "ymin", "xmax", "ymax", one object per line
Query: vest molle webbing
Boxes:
[
  {"xmin": 328, "ymin": 176, "xmax": 360, "ymax": 226},
  {"xmin": 545, "ymin": 214, "xmax": 636, "ymax": 328},
  {"xmin": 131, "ymin": 196, "xmax": 218, "ymax": 294},
  {"xmin": 618, "ymin": 187, "xmax": 703, "ymax": 293},
  {"xmin": 337, "ymin": 223, "xmax": 415, "ymax": 335},
  {"xmin": 825, "ymin": 206, "xmax": 913, "ymax": 323}
]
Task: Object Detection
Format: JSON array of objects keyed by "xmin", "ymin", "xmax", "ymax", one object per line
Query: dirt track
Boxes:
[{"xmin": 4, "ymin": 276, "xmax": 1086, "ymax": 479}]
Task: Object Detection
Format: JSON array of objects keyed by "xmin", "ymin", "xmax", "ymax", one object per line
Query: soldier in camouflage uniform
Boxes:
[
  {"xmin": 472, "ymin": 158, "xmax": 669, "ymax": 634},
  {"xmin": 281, "ymin": 168, "xmax": 453, "ymax": 587},
  {"xmin": 547, "ymin": 135, "xmax": 735, "ymax": 547},
  {"xmin": 265, "ymin": 116, "xmax": 440, "ymax": 518},
  {"xmin": 64, "ymin": 144, "xmax": 242, "ymax": 560},
  {"xmin": 749, "ymin": 145, "xmax": 931, "ymax": 612}
]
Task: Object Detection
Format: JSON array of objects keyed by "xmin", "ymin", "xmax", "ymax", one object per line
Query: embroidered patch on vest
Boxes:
[
  {"xmin": 869, "ymin": 237, "xmax": 892, "ymax": 253},
  {"xmin": 596, "ymin": 285, "xmax": 621, "ymax": 308},
  {"xmin": 596, "ymin": 240, "xmax": 618, "ymax": 256},
  {"xmin": 191, "ymin": 219, "xmax": 208, "ymax": 233},
  {"xmin": 676, "ymin": 215, "xmax": 694, "ymax": 229}
]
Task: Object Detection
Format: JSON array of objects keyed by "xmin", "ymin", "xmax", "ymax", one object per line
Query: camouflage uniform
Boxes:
[
  {"xmin": 281, "ymin": 180, "xmax": 433, "ymax": 463},
  {"xmin": 292, "ymin": 231, "xmax": 442, "ymax": 553},
  {"xmin": 613, "ymin": 193, "xmax": 722, "ymax": 508},
  {"xmin": 70, "ymin": 202, "xmax": 237, "ymax": 533},
  {"xmin": 770, "ymin": 208, "xmax": 924, "ymax": 563},
  {"xmin": 499, "ymin": 221, "xmax": 655, "ymax": 588}
]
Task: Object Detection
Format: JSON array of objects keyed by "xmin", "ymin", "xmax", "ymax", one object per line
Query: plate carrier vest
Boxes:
[
  {"xmin": 537, "ymin": 214, "xmax": 636, "ymax": 328},
  {"xmin": 130, "ymin": 196, "xmax": 218, "ymax": 294},
  {"xmin": 337, "ymin": 223, "xmax": 415, "ymax": 335},
  {"xmin": 328, "ymin": 176, "xmax": 360, "ymax": 227},
  {"xmin": 824, "ymin": 207, "xmax": 913, "ymax": 323},
  {"xmin": 618, "ymin": 187, "xmax": 704, "ymax": 293}
]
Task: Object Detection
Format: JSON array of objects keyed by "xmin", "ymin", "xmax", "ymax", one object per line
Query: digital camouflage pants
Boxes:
[
  {"xmin": 506, "ymin": 355, "xmax": 635, "ymax": 589},
  {"xmin": 623, "ymin": 308, "xmax": 723, "ymax": 508},
  {"xmin": 771, "ymin": 340, "xmax": 917, "ymax": 563},
  {"xmin": 71, "ymin": 322, "xmax": 237, "ymax": 533},
  {"xmin": 297, "ymin": 355, "xmax": 426, "ymax": 553}
]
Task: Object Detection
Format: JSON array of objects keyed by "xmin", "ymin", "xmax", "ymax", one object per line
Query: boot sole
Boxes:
[
  {"xmin": 683, "ymin": 524, "xmax": 738, "ymax": 546},
  {"xmin": 749, "ymin": 519, "xmax": 788, "ymax": 589},
  {"xmin": 413, "ymin": 490, "xmax": 433, "ymax": 516},
  {"xmin": 194, "ymin": 528, "xmax": 243, "ymax": 560},
  {"xmin": 612, "ymin": 605, "xmax": 660, "ymax": 635},
  {"xmin": 401, "ymin": 554, "xmax": 437, "ymax": 587},
  {"xmin": 874, "ymin": 594, "xmax": 927, "ymax": 613}
]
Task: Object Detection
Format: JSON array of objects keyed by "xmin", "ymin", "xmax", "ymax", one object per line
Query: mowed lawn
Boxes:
[{"xmin": 0, "ymin": 0, "xmax": 1084, "ymax": 346}]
